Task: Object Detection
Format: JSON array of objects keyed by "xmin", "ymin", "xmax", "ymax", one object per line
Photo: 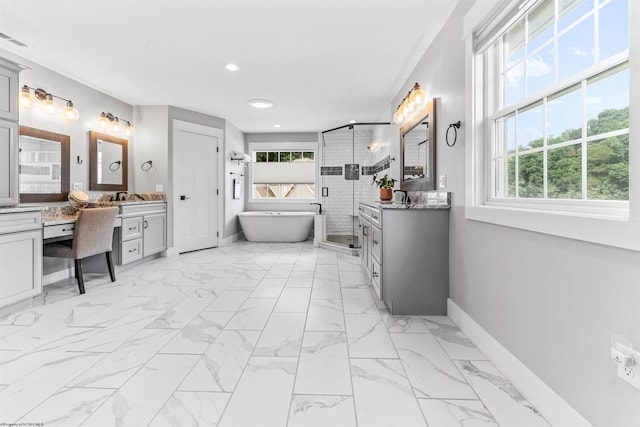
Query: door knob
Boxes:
[{"xmin": 180, "ymin": 195, "xmax": 191, "ymax": 200}]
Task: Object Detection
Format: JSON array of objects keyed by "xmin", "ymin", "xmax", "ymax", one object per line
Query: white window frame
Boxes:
[
  {"xmin": 464, "ymin": 0, "xmax": 640, "ymax": 251},
  {"xmin": 248, "ymin": 142, "xmax": 319, "ymax": 204}
]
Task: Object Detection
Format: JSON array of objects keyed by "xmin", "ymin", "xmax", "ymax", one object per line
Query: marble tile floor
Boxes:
[{"xmin": 0, "ymin": 241, "xmax": 550, "ymax": 427}]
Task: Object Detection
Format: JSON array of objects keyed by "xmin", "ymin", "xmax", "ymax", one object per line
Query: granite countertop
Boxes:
[{"xmin": 360, "ymin": 201, "xmax": 451, "ymax": 210}]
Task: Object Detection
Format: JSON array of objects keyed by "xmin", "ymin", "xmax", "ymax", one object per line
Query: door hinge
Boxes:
[
  {"xmin": 216, "ymin": 146, "xmax": 219, "ymax": 153},
  {"xmin": 217, "ymin": 189, "xmax": 219, "ymax": 195},
  {"xmin": 217, "ymin": 231, "xmax": 219, "ymax": 237}
]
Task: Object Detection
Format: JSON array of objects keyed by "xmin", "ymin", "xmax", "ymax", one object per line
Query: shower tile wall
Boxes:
[{"xmin": 322, "ymin": 128, "xmax": 389, "ymax": 238}]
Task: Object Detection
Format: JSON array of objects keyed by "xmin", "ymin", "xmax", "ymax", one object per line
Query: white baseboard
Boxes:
[
  {"xmin": 447, "ymin": 298, "xmax": 592, "ymax": 427},
  {"xmin": 221, "ymin": 231, "xmax": 244, "ymax": 246},
  {"xmin": 43, "ymin": 268, "xmax": 73, "ymax": 286}
]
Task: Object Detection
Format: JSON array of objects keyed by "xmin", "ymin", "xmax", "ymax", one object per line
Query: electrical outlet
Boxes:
[
  {"xmin": 438, "ymin": 174, "xmax": 447, "ymax": 189},
  {"xmin": 73, "ymin": 182, "xmax": 82, "ymax": 191},
  {"xmin": 155, "ymin": 184, "xmax": 164, "ymax": 192},
  {"xmin": 612, "ymin": 342, "xmax": 640, "ymax": 390}
]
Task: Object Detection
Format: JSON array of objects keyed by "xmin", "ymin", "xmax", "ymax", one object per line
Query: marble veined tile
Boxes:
[
  {"xmin": 288, "ymin": 395, "xmax": 356, "ymax": 427},
  {"xmin": 203, "ymin": 288, "xmax": 252, "ymax": 312},
  {"xmin": 224, "ymin": 298, "xmax": 276, "ymax": 330},
  {"xmin": 145, "ymin": 297, "xmax": 212, "ymax": 329},
  {"xmin": 294, "ymin": 332, "xmax": 352, "ymax": 395},
  {"xmin": 339, "ymin": 271, "xmax": 370, "ymax": 289},
  {"xmin": 67, "ymin": 328, "xmax": 179, "ymax": 389},
  {"xmin": 250, "ymin": 277, "xmax": 287, "ymax": 299},
  {"xmin": 345, "ymin": 313, "xmax": 397, "ymax": 358},
  {"xmin": 305, "ymin": 298, "xmax": 345, "ymax": 332},
  {"xmin": 381, "ymin": 313, "xmax": 431, "ymax": 333},
  {"xmin": 149, "ymin": 391, "xmax": 231, "ymax": 427},
  {"xmin": 264, "ymin": 263, "xmax": 294, "ymax": 279},
  {"xmin": 17, "ymin": 387, "xmax": 115, "ymax": 427},
  {"xmin": 160, "ymin": 311, "xmax": 234, "ymax": 354},
  {"xmin": 178, "ymin": 330, "xmax": 260, "ymax": 392},
  {"xmin": 423, "ymin": 316, "xmax": 487, "ymax": 360},
  {"xmin": 456, "ymin": 360, "xmax": 550, "ymax": 427},
  {"xmin": 81, "ymin": 354, "xmax": 199, "ymax": 427},
  {"xmin": 286, "ymin": 270, "xmax": 315, "ymax": 287},
  {"xmin": 311, "ymin": 277, "xmax": 342, "ymax": 299},
  {"xmin": 342, "ymin": 288, "xmax": 378, "ymax": 313},
  {"xmin": 0, "ymin": 325, "xmax": 26, "ymax": 338},
  {"xmin": 218, "ymin": 356, "xmax": 298, "ymax": 427},
  {"xmin": 418, "ymin": 399, "xmax": 499, "ymax": 427},
  {"xmin": 274, "ymin": 288, "xmax": 311, "ymax": 313},
  {"xmin": 391, "ymin": 333, "xmax": 476, "ymax": 399},
  {"xmin": 69, "ymin": 295, "xmax": 163, "ymax": 328},
  {"xmin": 0, "ymin": 351, "xmax": 106, "ymax": 423},
  {"xmin": 350, "ymin": 358, "xmax": 427, "ymax": 427},
  {"xmin": 254, "ymin": 313, "xmax": 306, "ymax": 357},
  {"xmin": 314, "ymin": 264, "xmax": 339, "ymax": 280}
]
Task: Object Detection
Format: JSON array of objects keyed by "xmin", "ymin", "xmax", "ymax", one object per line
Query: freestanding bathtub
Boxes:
[{"xmin": 238, "ymin": 211, "xmax": 315, "ymax": 242}]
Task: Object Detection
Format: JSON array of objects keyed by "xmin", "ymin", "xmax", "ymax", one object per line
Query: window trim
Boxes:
[
  {"xmin": 247, "ymin": 142, "xmax": 318, "ymax": 204},
  {"xmin": 464, "ymin": 0, "xmax": 640, "ymax": 251}
]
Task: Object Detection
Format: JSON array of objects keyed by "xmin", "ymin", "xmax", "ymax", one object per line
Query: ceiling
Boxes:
[{"xmin": 0, "ymin": 0, "xmax": 458, "ymax": 133}]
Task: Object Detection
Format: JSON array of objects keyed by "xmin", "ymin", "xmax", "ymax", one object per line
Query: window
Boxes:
[
  {"xmin": 250, "ymin": 143, "xmax": 316, "ymax": 201},
  {"xmin": 465, "ymin": 0, "xmax": 638, "ymax": 250}
]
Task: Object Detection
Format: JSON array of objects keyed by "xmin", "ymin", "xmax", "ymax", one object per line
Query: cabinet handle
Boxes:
[
  {"xmin": 128, "ymin": 248, "xmax": 137, "ymax": 253},
  {"xmin": 373, "ymin": 240, "xmax": 378, "ymax": 245},
  {"xmin": 62, "ymin": 228, "xmax": 73, "ymax": 232},
  {"xmin": 373, "ymin": 271, "xmax": 379, "ymax": 278},
  {"xmin": 372, "ymin": 215, "xmax": 379, "ymax": 220},
  {"xmin": 363, "ymin": 226, "xmax": 368, "ymax": 236},
  {"xmin": 144, "ymin": 220, "xmax": 149, "ymax": 229},
  {"xmin": 128, "ymin": 226, "xmax": 137, "ymax": 231}
]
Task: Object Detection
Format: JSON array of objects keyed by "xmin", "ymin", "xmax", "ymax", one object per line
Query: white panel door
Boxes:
[{"xmin": 173, "ymin": 120, "xmax": 221, "ymax": 253}]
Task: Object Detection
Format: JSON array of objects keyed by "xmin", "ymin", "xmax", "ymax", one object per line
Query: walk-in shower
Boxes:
[{"xmin": 320, "ymin": 122, "xmax": 393, "ymax": 250}]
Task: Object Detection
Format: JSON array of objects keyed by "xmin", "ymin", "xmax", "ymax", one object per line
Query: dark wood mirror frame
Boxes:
[
  {"xmin": 89, "ymin": 131, "xmax": 128, "ymax": 191},
  {"xmin": 19, "ymin": 126, "xmax": 70, "ymax": 203},
  {"xmin": 400, "ymin": 98, "xmax": 437, "ymax": 191}
]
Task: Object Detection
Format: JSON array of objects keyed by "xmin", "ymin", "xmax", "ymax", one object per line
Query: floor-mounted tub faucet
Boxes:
[{"xmin": 310, "ymin": 203, "xmax": 322, "ymax": 214}]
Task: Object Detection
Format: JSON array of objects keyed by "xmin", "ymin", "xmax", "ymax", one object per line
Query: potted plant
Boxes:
[{"xmin": 372, "ymin": 174, "xmax": 396, "ymax": 201}]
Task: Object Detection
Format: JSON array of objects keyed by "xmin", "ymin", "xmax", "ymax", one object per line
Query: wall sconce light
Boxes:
[
  {"xmin": 97, "ymin": 112, "xmax": 134, "ymax": 136},
  {"xmin": 393, "ymin": 82, "xmax": 426, "ymax": 125},
  {"xmin": 20, "ymin": 85, "xmax": 79, "ymax": 120}
]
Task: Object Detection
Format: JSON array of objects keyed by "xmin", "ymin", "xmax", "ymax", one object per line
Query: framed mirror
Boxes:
[
  {"xmin": 19, "ymin": 126, "xmax": 70, "ymax": 203},
  {"xmin": 400, "ymin": 98, "xmax": 436, "ymax": 191},
  {"xmin": 89, "ymin": 131, "xmax": 128, "ymax": 191}
]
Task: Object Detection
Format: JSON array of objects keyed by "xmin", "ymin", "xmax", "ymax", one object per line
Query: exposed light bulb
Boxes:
[
  {"xmin": 97, "ymin": 112, "xmax": 110, "ymax": 129},
  {"xmin": 62, "ymin": 100, "xmax": 79, "ymax": 121},
  {"xmin": 38, "ymin": 94, "xmax": 59, "ymax": 115},
  {"xmin": 111, "ymin": 118, "xmax": 122, "ymax": 132},
  {"xmin": 409, "ymin": 83, "xmax": 426, "ymax": 108},
  {"xmin": 124, "ymin": 121, "xmax": 134, "ymax": 136},
  {"xmin": 20, "ymin": 86, "xmax": 36, "ymax": 109}
]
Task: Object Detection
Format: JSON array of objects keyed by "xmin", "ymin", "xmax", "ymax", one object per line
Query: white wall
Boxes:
[
  {"xmin": 390, "ymin": 2, "xmax": 640, "ymax": 426},
  {"xmin": 224, "ymin": 121, "xmax": 245, "ymax": 239}
]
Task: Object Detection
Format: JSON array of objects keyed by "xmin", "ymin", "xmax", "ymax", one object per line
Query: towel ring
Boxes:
[
  {"xmin": 141, "ymin": 160, "xmax": 153, "ymax": 172},
  {"xmin": 108, "ymin": 160, "xmax": 122, "ymax": 171}
]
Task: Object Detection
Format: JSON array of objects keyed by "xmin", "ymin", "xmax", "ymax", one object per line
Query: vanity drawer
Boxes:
[
  {"xmin": 43, "ymin": 223, "xmax": 75, "ymax": 239},
  {"xmin": 0, "ymin": 211, "xmax": 42, "ymax": 234},
  {"xmin": 121, "ymin": 217, "xmax": 143, "ymax": 241},
  {"xmin": 121, "ymin": 238, "xmax": 143, "ymax": 264}
]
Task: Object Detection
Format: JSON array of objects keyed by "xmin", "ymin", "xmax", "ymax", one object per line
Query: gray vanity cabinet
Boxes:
[
  {"xmin": 116, "ymin": 202, "xmax": 167, "ymax": 265},
  {"xmin": 0, "ymin": 57, "xmax": 21, "ymax": 207},
  {"xmin": 359, "ymin": 202, "xmax": 449, "ymax": 315},
  {"xmin": 0, "ymin": 210, "xmax": 42, "ymax": 311}
]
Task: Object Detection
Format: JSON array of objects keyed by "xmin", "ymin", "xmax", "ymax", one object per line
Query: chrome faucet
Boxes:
[
  {"xmin": 310, "ymin": 203, "xmax": 322, "ymax": 214},
  {"xmin": 393, "ymin": 190, "xmax": 410, "ymax": 204}
]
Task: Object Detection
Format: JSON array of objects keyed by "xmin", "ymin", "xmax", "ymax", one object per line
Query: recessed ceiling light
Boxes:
[
  {"xmin": 274, "ymin": 124, "xmax": 281, "ymax": 128},
  {"xmin": 225, "ymin": 63, "xmax": 238, "ymax": 71},
  {"xmin": 248, "ymin": 99, "xmax": 274, "ymax": 109},
  {"xmin": 349, "ymin": 120, "xmax": 356, "ymax": 123}
]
